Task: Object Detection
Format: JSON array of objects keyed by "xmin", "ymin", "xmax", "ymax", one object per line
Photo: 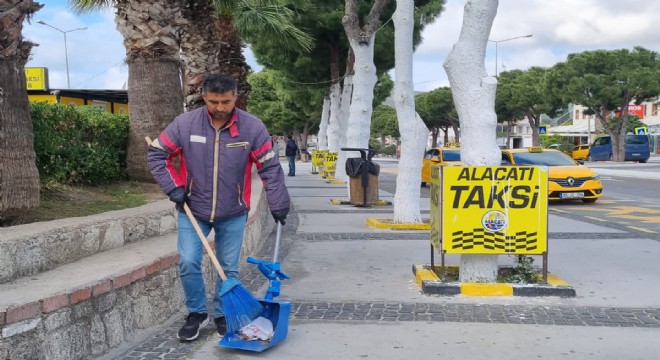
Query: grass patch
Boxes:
[
  {"xmin": 431, "ymin": 257, "xmax": 542, "ymax": 285},
  {"xmin": 31, "ymin": 181, "xmax": 166, "ymax": 223}
]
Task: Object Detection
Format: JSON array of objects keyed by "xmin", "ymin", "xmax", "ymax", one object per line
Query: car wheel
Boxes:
[
  {"xmin": 639, "ymin": 159, "xmax": 648, "ymax": 163},
  {"xmin": 582, "ymin": 198, "xmax": 597, "ymax": 203},
  {"xmin": 421, "ymin": 181, "xmax": 426, "ymax": 187}
]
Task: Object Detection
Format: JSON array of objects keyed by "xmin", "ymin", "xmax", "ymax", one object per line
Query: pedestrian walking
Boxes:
[
  {"xmin": 271, "ymin": 135, "xmax": 281, "ymax": 160},
  {"xmin": 147, "ymin": 73, "xmax": 290, "ymax": 341},
  {"xmin": 285, "ymin": 135, "xmax": 299, "ymax": 176}
]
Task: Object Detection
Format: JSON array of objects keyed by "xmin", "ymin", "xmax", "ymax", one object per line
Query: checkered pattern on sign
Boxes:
[{"xmin": 450, "ymin": 228, "xmax": 539, "ymax": 253}]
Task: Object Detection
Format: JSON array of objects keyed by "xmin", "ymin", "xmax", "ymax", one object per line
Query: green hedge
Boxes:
[{"xmin": 31, "ymin": 102, "xmax": 129, "ymax": 185}]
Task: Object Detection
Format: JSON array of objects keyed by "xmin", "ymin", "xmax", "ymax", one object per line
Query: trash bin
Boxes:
[{"xmin": 343, "ymin": 148, "xmax": 380, "ymax": 206}]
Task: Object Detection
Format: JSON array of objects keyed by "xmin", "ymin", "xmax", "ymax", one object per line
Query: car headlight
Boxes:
[{"xmin": 589, "ymin": 175, "xmax": 600, "ymax": 181}]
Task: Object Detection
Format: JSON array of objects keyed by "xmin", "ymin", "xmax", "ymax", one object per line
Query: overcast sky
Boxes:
[{"xmin": 23, "ymin": 0, "xmax": 660, "ymax": 92}]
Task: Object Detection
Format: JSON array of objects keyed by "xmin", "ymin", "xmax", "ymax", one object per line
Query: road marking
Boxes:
[
  {"xmin": 585, "ymin": 216, "xmax": 607, "ymax": 222},
  {"xmin": 550, "ymin": 209, "xmax": 569, "ymax": 214},
  {"xmin": 626, "ymin": 226, "xmax": 657, "ymax": 234}
]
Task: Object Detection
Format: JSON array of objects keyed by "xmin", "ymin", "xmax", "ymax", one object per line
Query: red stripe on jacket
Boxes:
[
  {"xmin": 160, "ymin": 133, "xmax": 186, "ymax": 187},
  {"xmin": 253, "ymin": 141, "xmax": 272, "ymax": 158},
  {"xmin": 243, "ymin": 162, "xmax": 252, "ymax": 206}
]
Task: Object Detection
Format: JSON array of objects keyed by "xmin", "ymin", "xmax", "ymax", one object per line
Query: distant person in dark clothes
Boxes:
[{"xmin": 285, "ymin": 135, "xmax": 299, "ymax": 176}]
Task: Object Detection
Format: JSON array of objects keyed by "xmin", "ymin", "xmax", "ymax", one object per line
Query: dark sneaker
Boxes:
[
  {"xmin": 177, "ymin": 313, "xmax": 209, "ymax": 341},
  {"xmin": 214, "ymin": 316, "xmax": 227, "ymax": 336}
]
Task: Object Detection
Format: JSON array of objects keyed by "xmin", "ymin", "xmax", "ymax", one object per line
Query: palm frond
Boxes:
[
  {"xmin": 233, "ymin": 2, "xmax": 314, "ymax": 53},
  {"xmin": 68, "ymin": 0, "xmax": 115, "ymax": 15}
]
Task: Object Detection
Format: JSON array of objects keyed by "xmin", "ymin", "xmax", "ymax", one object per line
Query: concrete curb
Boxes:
[
  {"xmin": 366, "ymin": 218, "xmax": 430, "ymax": 230},
  {"xmin": 413, "ymin": 264, "xmax": 576, "ymax": 297},
  {"xmin": 330, "ymin": 199, "xmax": 393, "ymax": 206}
]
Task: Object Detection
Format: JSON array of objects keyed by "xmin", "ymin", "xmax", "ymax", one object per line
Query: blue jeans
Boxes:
[
  {"xmin": 287, "ymin": 155, "xmax": 296, "ymax": 175},
  {"xmin": 176, "ymin": 211, "xmax": 247, "ymax": 317}
]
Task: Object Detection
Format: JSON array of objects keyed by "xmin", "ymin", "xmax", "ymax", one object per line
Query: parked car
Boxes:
[
  {"xmin": 420, "ymin": 147, "xmax": 461, "ymax": 187},
  {"xmin": 571, "ymin": 144, "xmax": 590, "ymax": 160},
  {"xmin": 587, "ymin": 134, "xmax": 650, "ymax": 163},
  {"xmin": 501, "ymin": 147, "xmax": 603, "ymax": 203}
]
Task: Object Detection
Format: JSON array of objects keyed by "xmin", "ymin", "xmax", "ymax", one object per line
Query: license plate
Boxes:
[
  {"xmin": 632, "ymin": 153, "xmax": 640, "ymax": 156},
  {"xmin": 560, "ymin": 192, "xmax": 584, "ymax": 199}
]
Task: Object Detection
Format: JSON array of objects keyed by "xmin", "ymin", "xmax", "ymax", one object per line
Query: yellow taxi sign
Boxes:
[
  {"xmin": 528, "ymin": 146, "xmax": 544, "ymax": 153},
  {"xmin": 25, "ymin": 67, "xmax": 49, "ymax": 90},
  {"xmin": 440, "ymin": 166, "xmax": 548, "ymax": 254}
]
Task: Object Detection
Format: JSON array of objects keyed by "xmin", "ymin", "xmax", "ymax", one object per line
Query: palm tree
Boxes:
[
  {"xmin": 180, "ymin": 0, "xmax": 314, "ymax": 110},
  {"xmin": 70, "ymin": 0, "xmax": 185, "ymax": 181},
  {"xmin": 0, "ymin": 0, "xmax": 44, "ymax": 226}
]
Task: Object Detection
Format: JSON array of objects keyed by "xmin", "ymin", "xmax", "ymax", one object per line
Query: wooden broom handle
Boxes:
[{"xmin": 145, "ymin": 136, "xmax": 227, "ymax": 280}]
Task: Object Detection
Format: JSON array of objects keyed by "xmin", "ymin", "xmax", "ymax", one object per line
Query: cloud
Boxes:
[{"xmin": 22, "ymin": 0, "xmax": 660, "ymax": 93}]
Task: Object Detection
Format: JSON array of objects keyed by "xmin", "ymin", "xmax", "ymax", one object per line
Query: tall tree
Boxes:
[
  {"xmin": 71, "ymin": 0, "xmax": 186, "ymax": 181},
  {"xmin": 443, "ymin": 0, "xmax": 500, "ymax": 282},
  {"xmin": 416, "ymin": 87, "xmax": 458, "ymax": 146},
  {"xmin": 181, "ymin": 0, "xmax": 314, "ymax": 110},
  {"xmin": 546, "ymin": 47, "xmax": 660, "ymax": 161},
  {"xmin": 341, "ymin": 0, "xmax": 390, "ymax": 151},
  {"xmin": 371, "ymin": 104, "xmax": 399, "ymax": 142},
  {"xmin": 0, "ymin": 0, "xmax": 43, "ymax": 225},
  {"xmin": 392, "ymin": 0, "xmax": 429, "ymax": 223},
  {"xmin": 496, "ymin": 67, "xmax": 552, "ymax": 146}
]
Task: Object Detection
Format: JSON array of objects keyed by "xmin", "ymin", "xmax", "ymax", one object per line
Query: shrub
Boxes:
[{"xmin": 31, "ymin": 103, "xmax": 129, "ymax": 185}]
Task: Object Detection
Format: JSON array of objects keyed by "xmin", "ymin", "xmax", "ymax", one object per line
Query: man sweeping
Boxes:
[{"xmin": 148, "ymin": 73, "xmax": 290, "ymax": 341}]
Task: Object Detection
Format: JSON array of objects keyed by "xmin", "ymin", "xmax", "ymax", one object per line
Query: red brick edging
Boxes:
[{"xmin": 1, "ymin": 253, "xmax": 181, "ymax": 327}]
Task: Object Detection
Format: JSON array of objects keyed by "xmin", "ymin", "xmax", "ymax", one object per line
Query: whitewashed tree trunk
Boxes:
[
  {"xmin": 318, "ymin": 92, "xmax": 330, "ymax": 150},
  {"xmin": 345, "ymin": 39, "xmax": 377, "ymax": 150},
  {"xmin": 443, "ymin": 0, "xmax": 500, "ymax": 283},
  {"xmin": 336, "ymin": 75, "xmax": 354, "ymax": 182},
  {"xmin": 342, "ymin": 0, "xmax": 388, "ymax": 151},
  {"xmin": 392, "ymin": 0, "xmax": 428, "ymax": 223},
  {"xmin": 327, "ymin": 82, "xmax": 342, "ymax": 152}
]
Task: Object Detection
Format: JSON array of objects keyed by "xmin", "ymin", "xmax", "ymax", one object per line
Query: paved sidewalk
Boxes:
[{"xmin": 112, "ymin": 161, "xmax": 660, "ymax": 360}]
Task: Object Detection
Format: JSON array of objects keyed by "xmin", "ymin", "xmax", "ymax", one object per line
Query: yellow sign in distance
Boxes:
[
  {"xmin": 25, "ymin": 67, "xmax": 49, "ymax": 90},
  {"xmin": 441, "ymin": 166, "xmax": 548, "ymax": 254},
  {"xmin": 312, "ymin": 150, "xmax": 325, "ymax": 168},
  {"xmin": 324, "ymin": 151, "xmax": 338, "ymax": 179},
  {"xmin": 634, "ymin": 126, "xmax": 648, "ymax": 135}
]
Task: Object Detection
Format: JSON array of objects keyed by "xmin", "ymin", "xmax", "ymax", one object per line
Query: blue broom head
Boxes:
[{"xmin": 222, "ymin": 284, "xmax": 264, "ymax": 335}]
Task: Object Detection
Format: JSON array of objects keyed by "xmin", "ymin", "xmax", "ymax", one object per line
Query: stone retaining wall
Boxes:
[
  {"xmin": 0, "ymin": 201, "xmax": 177, "ymax": 284},
  {"xmin": 0, "ymin": 168, "xmax": 273, "ymax": 359}
]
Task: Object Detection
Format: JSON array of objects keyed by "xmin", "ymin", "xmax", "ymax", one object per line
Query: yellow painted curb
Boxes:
[
  {"xmin": 366, "ymin": 218, "xmax": 430, "ymax": 230},
  {"xmin": 414, "ymin": 268, "xmax": 439, "ymax": 287},
  {"xmin": 546, "ymin": 273, "xmax": 570, "ymax": 287},
  {"xmin": 414, "ymin": 264, "xmax": 574, "ymax": 297},
  {"xmin": 460, "ymin": 283, "xmax": 514, "ymax": 296}
]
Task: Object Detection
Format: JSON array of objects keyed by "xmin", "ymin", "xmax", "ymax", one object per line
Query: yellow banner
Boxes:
[
  {"xmin": 25, "ymin": 67, "xmax": 48, "ymax": 90},
  {"xmin": 441, "ymin": 166, "xmax": 548, "ymax": 254}
]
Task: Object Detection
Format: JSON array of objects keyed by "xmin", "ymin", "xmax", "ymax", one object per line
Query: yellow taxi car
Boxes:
[
  {"xmin": 421, "ymin": 147, "xmax": 461, "ymax": 186},
  {"xmin": 501, "ymin": 147, "xmax": 603, "ymax": 203},
  {"xmin": 571, "ymin": 144, "xmax": 590, "ymax": 160}
]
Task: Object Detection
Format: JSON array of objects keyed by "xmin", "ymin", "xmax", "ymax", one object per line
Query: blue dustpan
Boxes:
[{"xmin": 219, "ymin": 223, "xmax": 290, "ymax": 352}]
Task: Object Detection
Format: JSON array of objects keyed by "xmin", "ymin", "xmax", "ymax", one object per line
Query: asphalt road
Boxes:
[{"xmin": 372, "ymin": 158, "xmax": 660, "ymax": 239}]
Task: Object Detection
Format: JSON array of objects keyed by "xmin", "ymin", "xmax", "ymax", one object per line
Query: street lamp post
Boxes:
[
  {"xmin": 488, "ymin": 34, "xmax": 532, "ymax": 77},
  {"xmin": 36, "ymin": 21, "xmax": 88, "ymax": 89}
]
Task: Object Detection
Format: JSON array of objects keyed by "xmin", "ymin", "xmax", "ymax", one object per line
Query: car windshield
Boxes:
[
  {"xmin": 512, "ymin": 151, "xmax": 576, "ymax": 166},
  {"xmin": 443, "ymin": 150, "xmax": 461, "ymax": 161},
  {"xmin": 625, "ymin": 135, "xmax": 649, "ymax": 145}
]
